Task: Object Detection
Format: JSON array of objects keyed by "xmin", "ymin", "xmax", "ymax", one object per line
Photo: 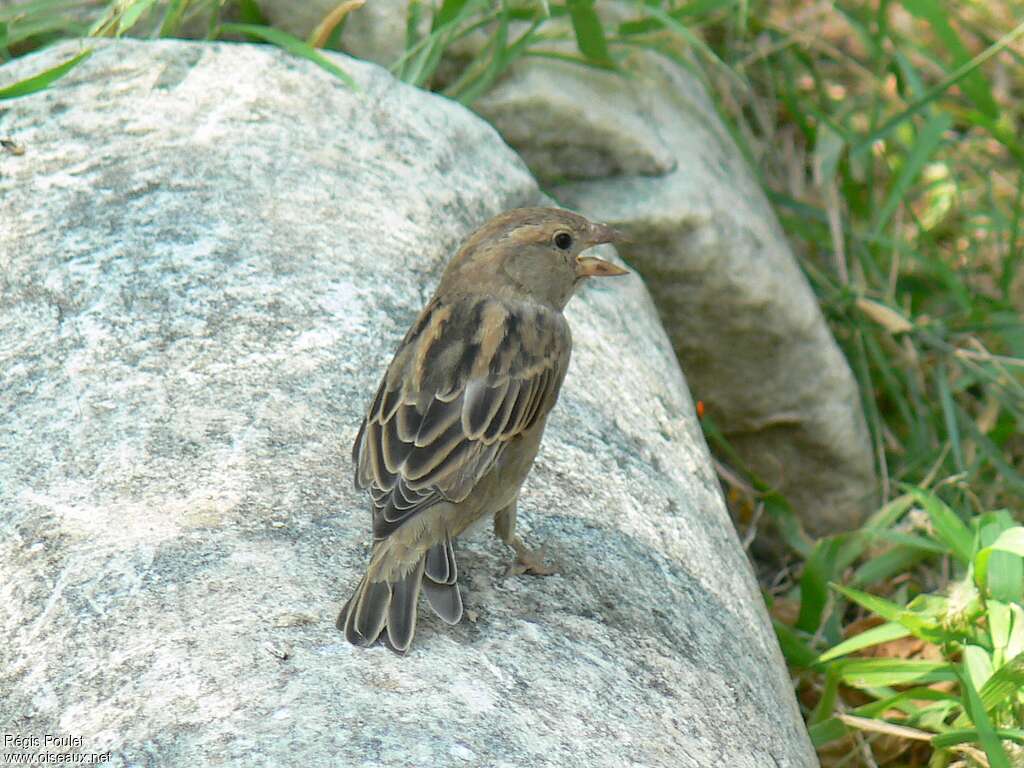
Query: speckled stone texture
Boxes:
[{"xmin": 0, "ymin": 39, "xmax": 816, "ymax": 768}]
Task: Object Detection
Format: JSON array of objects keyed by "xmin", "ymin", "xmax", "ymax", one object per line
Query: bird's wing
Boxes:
[{"xmin": 353, "ymin": 295, "xmax": 571, "ymax": 540}]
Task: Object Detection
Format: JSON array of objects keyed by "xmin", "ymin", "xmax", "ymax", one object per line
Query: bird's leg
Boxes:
[{"xmin": 493, "ymin": 502, "xmax": 556, "ymax": 576}]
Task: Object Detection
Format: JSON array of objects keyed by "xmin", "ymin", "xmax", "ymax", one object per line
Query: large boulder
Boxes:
[{"xmin": 0, "ymin": 40, "xmax": 816, "ymax": 767}]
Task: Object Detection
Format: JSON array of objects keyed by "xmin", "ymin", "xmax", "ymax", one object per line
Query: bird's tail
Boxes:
[{"xmin": 337, "ymin": 535, "xmax": 463, "ymax": 654}]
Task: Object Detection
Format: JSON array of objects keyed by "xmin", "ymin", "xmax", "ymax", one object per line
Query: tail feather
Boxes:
[
  {"xmin": 422, "ymin": 536, "xmax": 463, "ymax": 625},
  {"xmin": 424, "ymin": 536, "xmax": 457, "ymax": 584},
  {"xmin": 338, "ymin": 536, "xmax": 465, "ymax": 653},
  {"xmin": 385, "ymin": 558, "xmax": 426, "ymax": 654},
  {"xmin": 338, "ymin": 577, "xmax": 391, "ymax": 646},
  {"xmin": 421, "ymin": 578, "xmax": 463, "ymax": 624}
]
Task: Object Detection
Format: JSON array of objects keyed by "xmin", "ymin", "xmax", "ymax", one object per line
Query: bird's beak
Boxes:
[
  {"xmin": 575, "ymin": 256, "xmax": 629, "ymax": 278},
  {"xmin": 576, "ymin": 223, "xmax": 629, "ymax": 278}
]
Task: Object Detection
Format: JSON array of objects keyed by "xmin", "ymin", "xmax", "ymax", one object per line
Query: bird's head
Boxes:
[{"xmin": 439, "ymin": 208, "xmax": 629, "ymax": 309}]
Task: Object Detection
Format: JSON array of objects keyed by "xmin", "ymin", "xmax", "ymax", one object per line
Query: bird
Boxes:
[{"xmin": 336, "ymin": 207, "xmax": 629, "ymax": 654}]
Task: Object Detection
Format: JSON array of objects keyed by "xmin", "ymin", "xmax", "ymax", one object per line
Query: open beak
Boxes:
[{"xmin": 576, "ymin": 222, "xmax": 629, "ymax": 278}]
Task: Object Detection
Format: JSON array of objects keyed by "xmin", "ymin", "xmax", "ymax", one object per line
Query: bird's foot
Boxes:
[{"xmin": 506, "ymin": 538, "xmax": 557, "ymax": 576}]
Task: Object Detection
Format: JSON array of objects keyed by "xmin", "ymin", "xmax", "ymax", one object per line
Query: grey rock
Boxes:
[
  {"xmin": 0, "ymin": 39, "xmax": 816, "ymax": 768},
  {"xmin": 472, "ymin": 58, "xmax": 678, "ymax": 182}
]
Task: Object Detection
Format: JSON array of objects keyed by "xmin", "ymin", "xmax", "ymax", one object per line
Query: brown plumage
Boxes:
[{"xmin": 337, "ymin": 207, "xmax": 628, "ymax": 653}]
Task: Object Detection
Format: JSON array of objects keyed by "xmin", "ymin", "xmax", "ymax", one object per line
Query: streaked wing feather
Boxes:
[{"xmin": 352, "ymin": 297, "xmax": 569, "ymax": 541}]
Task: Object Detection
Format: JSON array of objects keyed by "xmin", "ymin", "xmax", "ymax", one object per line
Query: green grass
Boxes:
[{"xmin": 2, "ymin": 1, "xmax": 1023, "ymax": 765}]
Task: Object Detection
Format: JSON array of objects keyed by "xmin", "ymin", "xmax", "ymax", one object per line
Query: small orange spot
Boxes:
[{"xmin": 696, "ymin": 400, "xmax": 705, "ymax": 419}]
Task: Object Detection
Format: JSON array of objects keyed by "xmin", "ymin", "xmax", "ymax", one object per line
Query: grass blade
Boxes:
[
  {"xmin": 832, "ymin": 583, "xmax": 950, "ymax": 643},
  {"xmin": 0, "ymin": 47, "xmax": 90, "ymax": 100},
  {"xmin": 935, "ymin": 359, "xmax": 964, "ymax": 473},
  {"xmin": 954, "ymin": 651, "xmax": 1024, "ymax": 727},
  {"xmin": 772, "ymin": 619, "xmax": 819, "ymax": 669},
  {"xmin": 218, "ymin": 23, "xmax": 356, "ymax": 89},
  {"xmin": 906, "ymin": 486, "xmax": 974, "ymax": 565},
  {"xmin": 851, "ymin": 546, "xmax": 928, "ymax": 588},
  {"xmin": 963, "ymin": 644, "xmax": 994, "ymax": 691},
  {"xmin": 566, "ymin": 0, "xmax": 613, "ymax": 67},
  {"xmin": 433, "ymin": 0, "xmax": 470, "ymax": 30},
  {"xmin": 958, "ymin": 664, "xmax": 1012, "ymax": 768},
  {"xmin": 854, "ymin": 687, "xmax": 959, "ymax": 718},
  {"xmin": 837, "ymin": 657, "xmax": 957, "ymax": 687},
  {"xmin": 818, "ymin": 621, "xmax": 911, "ymax": 663},
  {"xmin": 932, "ymin": 729, "xmax": 1024, "ymax": 748},
  {"xmin": 797, "ymin": 537, "xmax": 844, "ymax": 632},
  {"xmin": 808, "ymin": 717, "xmax": 847, "ymax": 747},
  {"xmin": 117, "ymin": 0, "xmax": 157, "ymax": 35}
]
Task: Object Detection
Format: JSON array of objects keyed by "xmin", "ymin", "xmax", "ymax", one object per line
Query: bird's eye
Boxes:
[{"xmin": 554, "ymin": 232, "xmax": 573, "ymax": 251}]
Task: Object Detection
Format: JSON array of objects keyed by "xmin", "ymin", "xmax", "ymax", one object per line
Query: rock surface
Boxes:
[
  {"xmin": 0, "ymin": 40, "xmax": 816, "ymax": 767},
  {"xmin": 262, "ymin": 0, "xmax": 878, "ymax": 536}
]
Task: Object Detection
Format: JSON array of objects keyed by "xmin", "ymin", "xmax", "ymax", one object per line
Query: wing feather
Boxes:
[{"xmin": 352, "ymin": 296, "xmax": 570, "ymax": 540}]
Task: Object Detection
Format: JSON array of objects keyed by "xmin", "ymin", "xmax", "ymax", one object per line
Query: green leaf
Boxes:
[
  {"xmin": 808, "ymin": 717, "xmax": 847, "ymax": 747},
  {"xmin": 932, "ymin": 729, "xmax": 1024, "ymax": 748},
  {"xmin": 433, "ymin": 0, "xmax": 471, "ymax": 30},
  {"xmin": 854, "ymin": 686, "xmax": 959, "ymax": 718},
  {"xmin": 401, "ymin": 24, "xmax": 448, "ymax": 87},
  {"xmin": 975, "ymin": 527, "xmax": 1024, "ymax": 595},
  {"xmin": 851, "ymin": 545, "xmax": 928, "ymax": 587},
  {"xmin": 861, "ymin": 530, "xmax": 948, "ymax": 555},
  {"xmin": 158, "ymin": 0, "xmax": 188, "ymax": 36},
  {"xmin": 982, "ymin": 650, "xmax": 1024, "ymax": 709},
  {"xmin": 934, "ymin": 357, "xmax": 963, "ymax": 472},
  {"xmin": 906, "ymin": 486, "xmax": 974, "ymax": 564},
  {"xmin": 818, "ymin": 622, "xmax": 911, "ymax": 663},
  {"xmin": 1007, "ymin": 605, "xmax": 1024, "ymax": 661},
  {"xmin": 810, "ymin": 665, "xmax": 841, "ymax": 724},
  {"xmin": 832, "ymin": 583, "xmax": 950, "ymax": 643},
  {"xmin": 566, "ymin": 0, "xmax": 613, "ymax": 67},
  {"xmin": 963, "ymin": 644, "xmax": 995, "ymax": 692},
  {"xmin": 0, "ymin": 48, "xmax": 91, "ymax": 100},
  {"xmin": 237, "ymin": 0, "xmax": 267, "ymax": 25},
  {"xmin": 117, "ymin": 0, "xmax": 157, "ymax": 34},
  {"xmin": 217, "ymin": 24, "xmax": 357, "ymax": 89},
  {"xmin": 772, "ymin": 619, "xmax": 818, "ymax": 669},
  {"xmin": 958, "ymin": 664, "xmax": 1012, "ymax": 768},
  {"xmin": 837, "ymin": 658, "xmax": 957, "ymax": 688},
  {"xmin": 797, "ymin": 538, "xmax": 843, "ymax": 632},
  {"xmin": 989, "ymin": 600, "xmax": 1012, "ymax": 667},
  {"xmin": 954, "ymin": 651, "xmax": 1024, "ymax": 728}
]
